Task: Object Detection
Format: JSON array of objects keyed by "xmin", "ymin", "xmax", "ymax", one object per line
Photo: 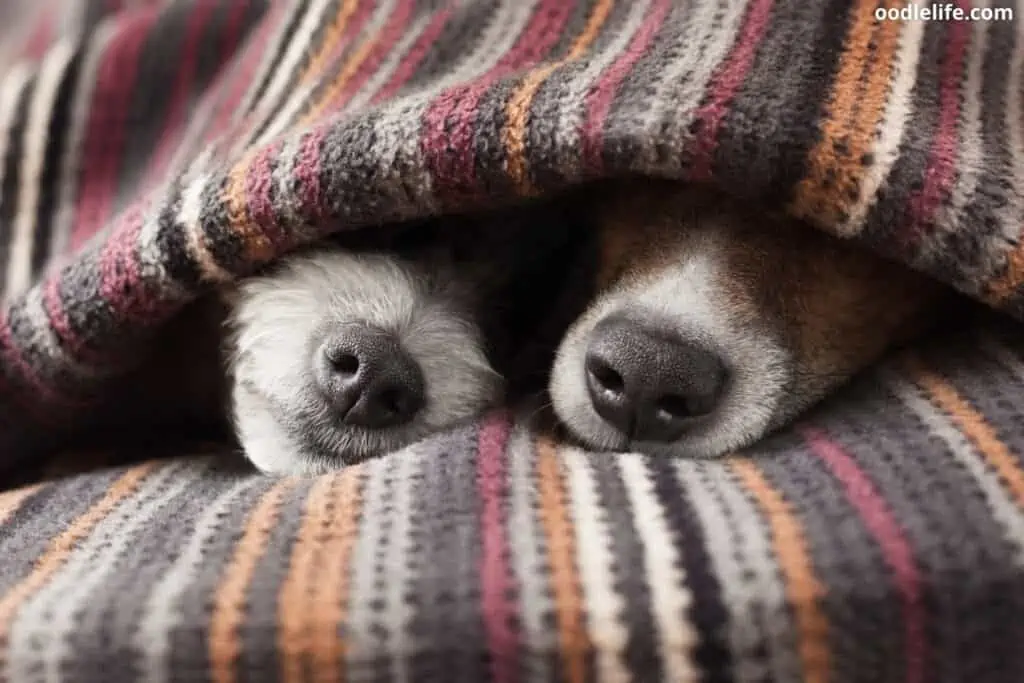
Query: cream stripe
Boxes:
[
  {"xmin": 258, "ymin": 0, "xmax": 399, "ymax": 145},
  {"xmin": 997, "ymin": 0, "xmax": 1024, "ymax": 247},
  {"xmin": 381, "ymin": 447, "xmax": 419, "ymax": 682},
  {"xmin": 20, "ymin": 284, "xmax": 95, "ymax": 380},
  {"xmin": 340, "ymin": 451, "xmax": 398, "ymax": 663},
  {"xmin": 7, "ymin": 462, "xmax": 199, "ymax": 683},
  {"xmin": 0, "ymin": 64, "xmax": 33, "ymax": 295},
  {"xmin": 555, "ymin": 0, "xmax": 653, "ymax": 180},
  {"xmin": 135, "ymin": 190, "xmax": 190, "ymax": 303},
  {"xmin": 507, "ymin": 421, "xmax": 556, "ymax": 680},
  {"xmin": 674, "ymin": 462, "xmax": 804, "ymax": 683},
  {"xmin": 639, "ymin": 0, "xmax": 750, "ymax": 173},
  {"xmin": 267, "ymin": 133, "xmax": 309, "ymax": 230},
  {"xmin": 0, "ymin": 482, "xmax": 45, "ymax": 527},
  {"xmin": 840, "ymin": 16, "xmax": 926, "ymax": 233},
  {"xmin": 7, "ymin": 40, "xmax": 78, "ymax": 296},
  {"xmin": 342, "ymin": 444, "xmax": 417, "ymax": 679},
  {"xmin": 940, "ymin": 0, "xmax": 990, "ymax": 245},
  {"xmin": 233, "ymin": 3, "xmax": 310, "ymax": 122},
  {"xmin": 887, "ymin": 369, "xmax": 1024, "ymax": 566},
  {"xmin": 416, "ymin": 0, "xmax": 537, "ymax": 95},
  {"xmin": 617, "ymin": 456, "xmax": 698, "ymax": 682},
  {"xmin": 232, "ymin": 0, "xmax": 336, "ymax": 154},
  {"xmin": 562, "ymin": 446, "xmax": 630, "ymax": 683},
  {"xmin": 49, "ymin": 21, "xmax": 117, "ymax": 261},
  {"xmin": 135, "ymin": 477, "xmax": 261, "ymax": 683},
  {"xmin": 342, "ymin": 10, "xmax": 435, "ymax": 111},
  {"xmin": 180, "ymin": 172, "xmax": 232, "ymax": 283}
]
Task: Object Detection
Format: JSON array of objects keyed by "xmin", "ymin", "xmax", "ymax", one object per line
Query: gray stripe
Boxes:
[
  {"xmin": 0, "ymin": 466, "xmax": 126, "ymax": 595},
  {"xmin": 588, "ymin": 453, "xmax": 662, "ymax": 680},
  {"xmin": 5, "ymin": 460, "xmax": 201, "ymax": 683},
  {"xmin": 755, "ymin": 423, "xmax": 904, "ymax": 683},
  {"xmin": 611, "ymin": 0, "xmax": 748, "ymax": 174},
  {"xmin": 236, "ymin": 476, "xmax": 318, "ymax": 681},
  {"xmin": 344, "ymin": 445, "xmax": 408, "ymax": 682},
  {"xmin": 673, "ymin": 460, "xmax": 803, "ymax": 683},
  {"xmin": 66, "ymin": 462, "xmax": 251, "ymax": 683},
  {"xmin": 165, "ymin": 474, "xmax": 279, "ymax": 681},
  {"xmin": 404, "ymin": 423, "xmax": 485, "ymax": 683},
  {"xmin": 133, "ymin": 473, "xmax": 264, "ymax": 683},
  {"xmin": 506, "ymin": 421, "xmax": 558, "ymax": 682},
  {"xmin": 817, "ymin": 361, "xmax": 1024, "ymax": 683}
]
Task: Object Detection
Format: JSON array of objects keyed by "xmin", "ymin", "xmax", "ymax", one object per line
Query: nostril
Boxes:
[
  {"xmin": 655, "ymin": 394, "xmax": 692, "ymax": 420},
  {"xmin": 586, "ymin": 355, "xmax": 625, "ymax": 395},
  {"xmin": 330, "ymin": 352, "xmax": 360, "ymax": 376},
  {"xmin": 655, "ymin": 391, "xmax": 718, "ymax": 421},
  {"xmin": 377, "ymin": 386, "xmax": 413, "ymax": 419}
]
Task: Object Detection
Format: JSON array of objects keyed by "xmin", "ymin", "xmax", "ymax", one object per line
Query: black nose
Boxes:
[
  {"xmin": 584, "ymin": 314, "xmax": 728, "ymax": 442},
  {"xmin": 313, "ymin": 325, "xmax": 426, "ymax": 429}
]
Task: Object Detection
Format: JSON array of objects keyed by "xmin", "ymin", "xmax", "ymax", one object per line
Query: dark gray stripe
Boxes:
[
  {"xmin": 405, "ymin": 423, "xmax": 486, "ymax": 683},
  {"xmin": 756, "ymin": 422, "xmax": 905, "ymax": 683}
]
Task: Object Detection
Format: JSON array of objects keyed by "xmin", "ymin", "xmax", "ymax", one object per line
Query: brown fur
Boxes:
[{"xmin": 580, "ymin": 178, "xmax": 950, "ymax": 426}]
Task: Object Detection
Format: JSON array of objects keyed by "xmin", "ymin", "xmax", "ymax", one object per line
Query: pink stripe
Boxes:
[
  {"xmin": 205, "ymin": 2, "xmax": 285, "ymax": 143},
  {"xmin": 370, "ymin": 8, "xmax": 453, "ymax": 104},
  {"xmin": 43, "ymin": 271, "xmax": 103, "ymax": 366},
  {"xmin": 97, "ymin": 205, "xmax": 159, "ymax": 320},
  {"xmin": 142, "ymin": 0, "xmax": 219, "ymax": 189},
  {"xmin": 44, "ymin": 206, "xmax": 155, "ymax": 366},
  {"xmin": 20, "ymin": 8, "xmax": 55, "ymax": 61},
  {"xmin": 218, "ymin": 0, "xmax": 251, "ymax": 62},
  {"xmin": 293, "ymin": 128, "xmax": 326, "ymax": 223},
  {"xmin": 476, "ymin": 410, "xmax": 519, "ymax": 683},
  {"xmin": 802, "ymin": 426, "xmax": 927, "ymax": 683},
  {"xmin": 70, "ymin": 6, "xmax": 163, "ymax": 250},
  {"xmin": 687, "ymin": 0, "xmax": 775, "ymax": 181},
  {"xmin": 320, "ymin": 0, "xmax": 417, "ymax": 114},
  {"xmin": 581, "ymin": 0, "xmax": 672, "ymax": 175},
  {"xmin": 903, "ymin": 4, "xmax": 970, "ymax": 244},
  {"xmin": 244, "ymin": 141, "xmax": 288, "ymax": 252},
  {"xmin": 420, "ymin": 0, "xmax": 573, "ymax": 201}
]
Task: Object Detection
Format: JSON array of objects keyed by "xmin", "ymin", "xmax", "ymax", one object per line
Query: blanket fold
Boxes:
[
  {"xmin": 0, "ymin": 0, "xmax": 1022, "ymax": 461},
  {"xmin": 1, "ymin": 1, "xmax": 1024, "ymax": 681}
]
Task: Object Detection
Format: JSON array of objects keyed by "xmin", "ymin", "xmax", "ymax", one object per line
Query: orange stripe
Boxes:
[
  {"xmin": 220, "ymin": 1, "xmax": 362, "ymax": 266},
  {"xmin": 503, "ymin": 0, "xmax": 615, "ymax": 194},
  {"xmin": 535, "ymin": 436, "xmax": 589, "ymax": 683},
  {"xmin": 985, "ymin": 247, "xmax": 1024, "ymax": 305},
  {"xmin": 209, "ymin": 477, "xmax": 300, "ymax": 683},
  {"xmin": 904, "ymin": 353, "xmax": 1024, "ymax": 506},
  {"xmin": 301, "ymin": 15, "xmax": 389, "ymax": 125},
  {"xmin": 0, "ymin": 462, "xmax": 159, "ymax": 661},
  {"xmin": 308, "ymin": 466, "xmax": 364, "ymax": 681},
  {"xmin": 277, "ymin": 475, "xmax": 337, "ymax": 683},
  {"xmin": 730, "ymin": 459, "xmax": 830, "ymax": 683},
  {"xmin": 224, "ymin": 151, "xmax": 274, "ymax": 264},
  {"xmin": 296, "ymin": 0, "xmax": 361, "ymax": 87},
  {"xmin": 790, "ymin": 0, "xmax": 902, "ymax": 229},
  {"xmin": 0, "ymin": 482, "xmax": 46, "ymax": 526}
]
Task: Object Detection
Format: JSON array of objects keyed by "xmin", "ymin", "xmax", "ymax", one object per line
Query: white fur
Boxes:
[
  {"xmin": 227, "ymin": 250, "xmax": 502, "ymax": 475},
  {"xmin": 549, "ymin": 234, "xmax": 791, "ymax": 458}
]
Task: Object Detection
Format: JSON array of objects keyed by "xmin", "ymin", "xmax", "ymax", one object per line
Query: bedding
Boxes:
[{"xmin": 0, "ymin": 1, "xmax": 1023, "ymax": 681}]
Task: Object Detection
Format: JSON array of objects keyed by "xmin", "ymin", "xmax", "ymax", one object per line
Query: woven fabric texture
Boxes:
[{"xmin": 0, "ymin": 1, "xmax": 1023, "ymax": 681}]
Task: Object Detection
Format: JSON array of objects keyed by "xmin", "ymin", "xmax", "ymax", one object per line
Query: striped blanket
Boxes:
[{"xmin": 1, "ymin": 1, "xmax": 1024, "ymax": 681}]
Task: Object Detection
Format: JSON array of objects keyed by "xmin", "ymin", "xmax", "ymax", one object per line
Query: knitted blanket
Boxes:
[{"xmin": 1, "ymin": 1, "xmax": 1024, "ymax": 681}]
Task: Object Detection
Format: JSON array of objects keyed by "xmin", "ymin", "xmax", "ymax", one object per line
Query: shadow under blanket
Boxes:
[{"xmin": 0, "ymin": 1, "xmax": 1023, "ymax": 682}]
